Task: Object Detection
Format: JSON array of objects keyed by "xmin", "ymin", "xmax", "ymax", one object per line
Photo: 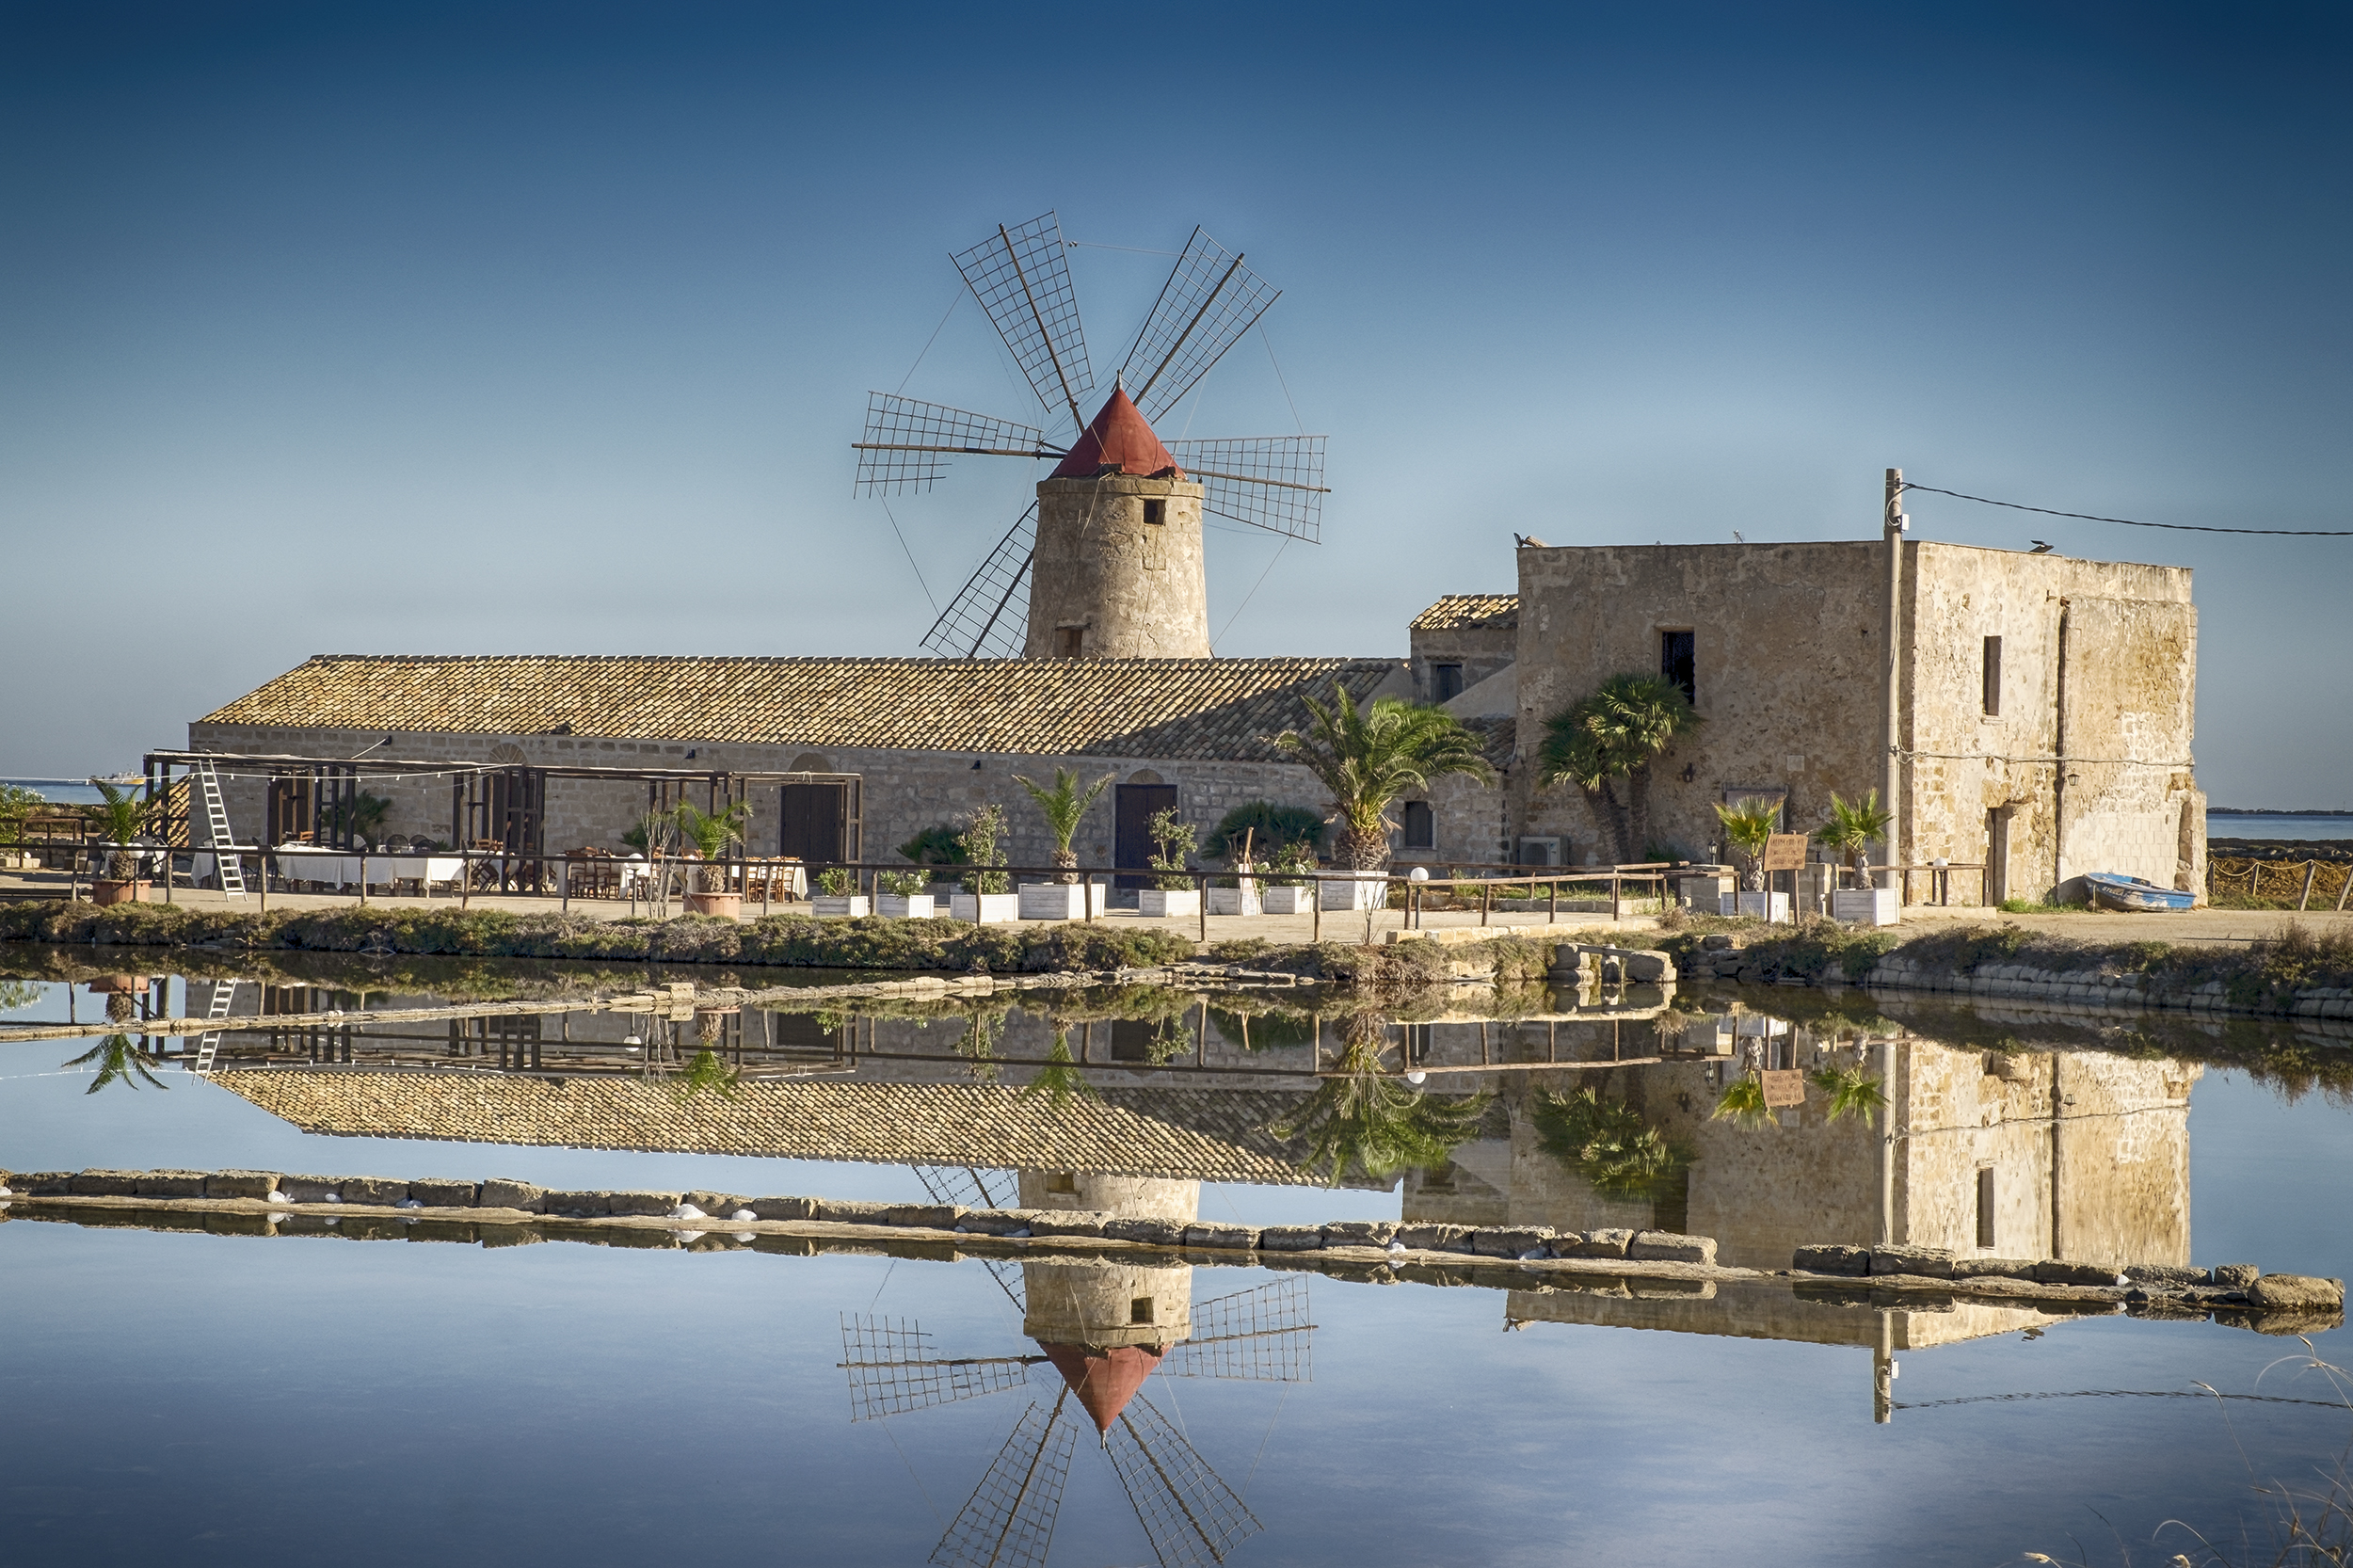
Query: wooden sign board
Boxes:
[
  {"xmin": 1760, "ymin": 1068, "xmax": 1808, "ymax": 1109},
  {"xmin": 1762, "ymin": 833, "xmax": 1810, "ymax": 873}
]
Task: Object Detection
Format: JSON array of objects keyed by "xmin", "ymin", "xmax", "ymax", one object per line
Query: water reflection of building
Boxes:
[{"xmin": 1404, "ymin": 1018, "xmax": 2198, "ymax": 1274}]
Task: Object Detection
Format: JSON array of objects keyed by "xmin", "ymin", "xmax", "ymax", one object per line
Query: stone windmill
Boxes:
[
  {"xmin": 839, "ymin": 1271, "xmax": 1312, "ymax": 1567},
  {"xmin": 856, "ymin": 212, "xmax": 1326, "ymax": 660}
]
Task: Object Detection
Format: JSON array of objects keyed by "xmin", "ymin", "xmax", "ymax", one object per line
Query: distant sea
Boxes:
[
  {"xmin": 2, "ymin": 778, "xmax": 107, "ymax": 807},
  {"xmin": 2207, "ymin": 811, "xmax": 2353, "ymax": 841}
]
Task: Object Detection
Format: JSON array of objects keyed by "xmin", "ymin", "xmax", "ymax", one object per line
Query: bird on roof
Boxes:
[
  {"xmin": 1514, "ymin": 533, "xmax": 1547, "ymax": 549},
  {"xmin": 2029, "ymin": 540, "xmax": 2056, "ymax": 553}
]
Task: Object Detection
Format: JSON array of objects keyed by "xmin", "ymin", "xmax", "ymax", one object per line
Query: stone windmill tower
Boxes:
[{"xmin": 855, "ymin": 212, "xmax": 1328, "ymax": 660}]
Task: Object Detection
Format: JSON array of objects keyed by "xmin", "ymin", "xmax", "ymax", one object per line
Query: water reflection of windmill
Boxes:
[
  {"xmin": 856, "ymin": 211, "xmax": 1325, "ymax": 659},
  {"xmin": 840, "ymin": 1270, "xmax": 1311, "ymax": 1567}
]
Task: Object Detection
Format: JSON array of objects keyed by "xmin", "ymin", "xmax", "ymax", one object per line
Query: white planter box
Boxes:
[
  {"xmin": 810, "ymin": 895, "xmax": 871, "ymax": 919},
  {"xmin": 1833, "ymin": 888, "xmax": 1901, "ymax": 926},
  {"xmin": 1207, "ymin": 881, "xmax": 1262, "ymax": 917},
  {"xmin": 1320, "ymin": 874, "xmax": 1390, "ymax": 911},
  {"xmin": 1260, "ymin": 885, "xmax": 1315, "ymax": 914},
  {"xmin": 1017, "ymin": 882, "xmax": 1100, "ymax": 920},
  {"xmin": 951, "ymin": 892, "xmax": 1021, "ymax": 924},
  {"xmin": 1721, "ymin": 891, "xmax": 1791, "ymax": 922},
  {"xmin": 875, "ymin": 893, "xmax": 935, "ymax": 919},
  {"xmin": 1138, "ymin": 888, "xmax": 1200, "ymax": 919}
]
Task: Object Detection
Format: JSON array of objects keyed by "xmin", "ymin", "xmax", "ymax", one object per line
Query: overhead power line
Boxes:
[{"xmin": 1899, "ymin": 481, "xmax": 2352, "ymax": 536}]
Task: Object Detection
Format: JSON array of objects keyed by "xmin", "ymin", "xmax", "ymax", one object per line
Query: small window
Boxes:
[
  {"xmin": 1976, "ymin": 1166, "xmax": 1996, "ymax": 1249},
  {"xmin": 1046, "ymin": 1172, "xmax": 1078, "ymax": 1195},
  {"xmin": 1432, "ymin": 663, "xmax": 1464, "ymax": 702},
  {"xmin": 1143, "ymin": 499, "xmax": 1166, "ymax": 526},
  {"xmin": 1401, "ymin": 800, "xmax": 1434, "ymax": 849},
  {"xmin": 1982, "ymin": 636, "xmax": 2002, "ymax": 716},
  {"xmin": 1056, "ymin": 627, "xmax": 1083, "ymax": 659},
  {"xmin": 1660, "ymin": 631, "xmax": 1696, "ymax": 706},
  {"xmin": 1129, "ymin": 1296, "xmax": 1155, "ymax": 1325}
]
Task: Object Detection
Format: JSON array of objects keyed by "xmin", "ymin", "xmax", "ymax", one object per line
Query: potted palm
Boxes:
[
  {"xmin": 1258, "ymin": 840, "xmax": 1321, "ymax": 915},
  {"xmin": 896, "ymin": 824, "xmax": 968, "ymax": 904},
  {"xmin": 1137, "ymin": 808, "xmax": 1200, "ymax": 919},
  {"xmin": 950, "ymin": 804, "xmax": 1018, "ymax": 923},
  {"xmin": 810, "ymin": 865, "xmax": 872, "ymax": 918},
  {"xmin": 875, "ymin": 868, "xmax": 934, "ymax": 919},
  {"xmin": 1712, "ymin": 798, "xmax": 1785, "ymax": 920},
  {"xmin": 87, "ymin": 778, "xmax": 153, "ymax": 905},
  {"xmin": 1013, "ymin": 767, "xmax": 1111, "ymax": 920},
  {"xmin": 1275, "ymin": 682, "xmax": 1494, "ymax": 912},
  {"xmin": 671, "ymin": 799, "xmax": 752, "ymax": 919},
  {"xmin": 1817, "ymin": 790, "xmax": 1898, "ymax": 925}
]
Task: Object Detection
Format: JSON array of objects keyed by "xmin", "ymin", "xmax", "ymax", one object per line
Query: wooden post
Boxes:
[
  {"xmin": 259, "ymin": 853, "xmax": 268, "ymax": 914},
  {"xmin": 561, "ymin": 859, "xmax": 569, "ymax": 913},
  {"xmin": 1197, "ymin": 871, "xmax": 1208, "ymax": 943},
  {"xmin": 460, "ymin": 850, "xmax": 470, "ymax": 910},
  {"xmin": 1548, "ymin": 879, "xmax": 1558, "ymax": 923},
  {"xmin": 1311, "ymin": 879, "xmax": 1321, "ymax": 944},
  {"xmin": 1610, "ymin": 873, "xmax": 1622, "ymax": 921},
  {"xmin": 2297, "ymin": 860, "xmax": 2319, "ymax": 912},
  {"xmin": 1481, "ymin": 880, "xmax": 1491, "ymax": 927},
  {"xmin": 358, "ymin": 852, "xmax": 367, "ymax": 907},
  {"xmin": 2336, "ymin": 861, "xmax": 2352, "ymax": 913}
]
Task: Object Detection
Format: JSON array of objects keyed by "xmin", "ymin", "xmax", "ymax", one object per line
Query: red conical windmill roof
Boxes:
[
  {"xmin": 1040, "ymin": 1342, "xmax": 1167, "ymax": 1433},
  {"xmin": 1049, "ymin": 387, "xmax": 1183, "ymax": 480}
]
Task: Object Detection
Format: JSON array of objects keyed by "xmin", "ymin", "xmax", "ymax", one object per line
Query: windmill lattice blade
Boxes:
[
  {"xmin": 952, "ymin": 213, "xmax": 1094, "ymax": 436},
  {"xmin": 931, "ymin": 1394, "xmax": 1077, "ymax": 1568},
  {"xmin": 856, "ymin": 393, "xmax": 1058, "ymax": 496},
  {"xmin": 911, "ymin": 1164, "xmax": 1020, "ymax": 1214},
  {"xmin": 1162, "ymin": 1276, "xmax": 1314, "ymax": 1383},
  {"xmin": 1166, "ymin": 436, "xmax": 1327, "ymax": 543},
  {"xmin": 920, "ymin": 504, "xmax": 1034, "ymax": 659},
  {"xmin": 1106, "ymin": 1395, "xmax": 1263, "ymax": 1568},
  {"xmin": 839, "ymin": 1316, "xmax": 1035, "ymax": 1422},
  {"xmin": 1117, "ymin": 228, "xmax": 1281, "ymax": 424}
]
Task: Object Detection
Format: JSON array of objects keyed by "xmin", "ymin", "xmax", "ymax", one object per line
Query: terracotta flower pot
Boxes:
[
  {"xmin": 89, "ymin": 879, "xmax": 148, "ymax": 906},
  {"xmin": 682, "ymin": 892, "xmax": 743, "ymax": 919}
]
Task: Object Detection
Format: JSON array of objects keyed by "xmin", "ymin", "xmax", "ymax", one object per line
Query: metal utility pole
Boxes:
[{"xmin": 1882, "ymin": 469, "xmax": 1906, "ymax": 891}]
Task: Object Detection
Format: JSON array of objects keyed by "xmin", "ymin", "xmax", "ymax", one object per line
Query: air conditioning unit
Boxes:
[{"xmin": 1516, "ymin": 837, "xmax": 1561, "ymax": 867}]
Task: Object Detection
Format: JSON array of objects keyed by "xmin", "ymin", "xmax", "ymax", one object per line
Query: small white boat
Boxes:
[{"xmin": 2084, "ymin": 872, "xmax": 2194, "ymax": 913}]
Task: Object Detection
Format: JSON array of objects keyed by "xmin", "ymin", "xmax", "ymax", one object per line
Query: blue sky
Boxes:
[{"xmin": 4, "ymin": 2, "xmax": 2346, "ymax": 805}]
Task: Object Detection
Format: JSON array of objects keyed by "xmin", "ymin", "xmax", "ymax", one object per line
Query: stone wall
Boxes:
[{"xmin": 1409, "ymin": 622, "xmax": 1517, "ymax": 703}]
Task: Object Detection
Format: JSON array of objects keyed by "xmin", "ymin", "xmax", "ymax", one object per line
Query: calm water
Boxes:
[
  {"xmin": 6, "ymin": 953, "xmax": 2353, "ymax": 1565},
  {"xmin": 2208, "ymin": 810, "xmax": 2353, "ymax": 840}
]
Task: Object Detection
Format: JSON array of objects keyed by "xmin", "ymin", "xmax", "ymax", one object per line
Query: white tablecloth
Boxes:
[{"xmin": 270, "ymin": 846, "xmax": 467, "ymax": 889}]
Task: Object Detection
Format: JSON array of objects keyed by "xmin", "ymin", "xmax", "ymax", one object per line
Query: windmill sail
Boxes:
[
  {"xmin": 1118, "ymin": 228, "xmax": 1282, "ymax": 426},
  {"xmin": 1165, "ymin": 436, "xmax": 1327, "ymax": 543},
  {"xmin": 952, "ymin": 213, "xmax": 1095, "ymax": 437},
  {"xmin": 1106, "ymin": 1394, "xmax": 1263, "ymax": 1568},
  {"xmin": 856, "ymin": 394, "xmax": 1061, "ymax": 495},
  {"xmin": 911, "ymin": 1166, "xmax": 1026, "ymax": 1311},
  {"xmin": 1161, "ymin": 1277, "xmax": 1314, "ymax": 1384},
  {"xmin": 920, "ymin": 505, "xmax": 1035, "ymax": 660},
  {"xmin": 840, "ymin": 1316, "xmax": 1043, "ymax": 1422},
  {"xmin": 932, "ymin": 1392, "xmax": 1077, "ymax": 1568}
]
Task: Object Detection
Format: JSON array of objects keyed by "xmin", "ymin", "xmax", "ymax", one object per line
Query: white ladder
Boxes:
[
  {"xmin": 194, "ymin": 760, "xmax": 246, "ymax": 897},
  {"xmin": 191, "ymin": 979, "xmax": 240, "ymax": 1074}
]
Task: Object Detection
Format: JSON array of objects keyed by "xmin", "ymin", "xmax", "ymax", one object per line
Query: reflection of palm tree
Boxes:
[
  {"xmin": 1272, "ymin": 1014, "xmax": 1489, "ymax": 1186},
  {"xmin": 67, "ymin": 1033, "xmax": 168, "ymax": 1094},
  {"xmin": 1022, "ymin": 1031, "xmax": 1099, "ymax": 1106},
  {"xmin": 958, "ymin": 1009, "xmax": 1006, "ymax": 1083},
  {"xmin": 669, "ymin": 1048, "xmax": 741, "ymax": 1103},
  {"xmin": 1532, "ymin": 1087, "xmax": 1689, "ymax": 1200}
]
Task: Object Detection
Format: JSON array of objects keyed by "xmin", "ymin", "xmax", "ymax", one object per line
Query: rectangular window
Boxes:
[
  {"xmin": 1129, "ymin": 1296, "xmax": 1156, "ymax": 1325},
  {"xmin": 1046, "ymin": 1172, "xmax": 1078, "ymax": 1195},
  {"xmin": 1056, "ymin": 626, "xmax": 1083, "ymax": 659},
  {"xmin": 1660, "ymin": 631, "xmax": 1696, "ymax": 706},
  {"xmin": 1976, "ymin": 1166, "xmax": 1996, "ymax": 1249},
  {"xmin": 1982, "ymin": 635, "xmax": 2002, "ymax": 715},
  {"xmin": 1402, "ymin": 800, "xmax": 1434, "ymax": 849},
  {"xmin": 1432, "ymin": 663, "xmax": 1464, "ymax": 702},
  {"xmin": 1143, "ymin": 499, "xmax": 1165, "ymax": 526}
]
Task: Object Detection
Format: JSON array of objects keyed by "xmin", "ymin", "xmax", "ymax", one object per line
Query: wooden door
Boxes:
[
  {"xmin": 1114, "ymin": 783, "xmax": 1176, "ymax": 889},
  {"xmin": 781, "ymin": 781, "xmax": 860, "ymax": 865}
]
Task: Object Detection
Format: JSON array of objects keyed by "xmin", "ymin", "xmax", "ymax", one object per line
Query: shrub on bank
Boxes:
[{"xmin": 0, "ymin": 901, "xmax": 1194, "ymax": 973}]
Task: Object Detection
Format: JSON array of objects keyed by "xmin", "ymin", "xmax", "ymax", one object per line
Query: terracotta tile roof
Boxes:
[
  {"xmin": 1409, "ymin": 594, "xmax": 1518, "ymax": 632},
  {"xmin": 215, "ymin": 1071, "xmax": 1334, "ymax": 1186},
  {"xmin": 200, "ymin": 656, "xmax": 1404, "ymax": 762}
]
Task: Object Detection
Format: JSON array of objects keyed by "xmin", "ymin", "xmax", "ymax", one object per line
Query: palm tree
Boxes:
[
  {"xmin": 1713, "ymin": 797, "xmax": 1779, "ymax": 891},
  {"xmin": 1011, "ymin": 767, "xmax": 1113, "ymax": 882},
  {"xmin": 1272, "ymin": 1013, "xmax": 1491, "ymax": 1185},
  {"xmin": 88, "ymin": 777, "xmax": 152, "ymax": 881},
  {"xmin": 1273, "ymin": 684, "xmax": 1497, "ymax": 871},
  {"xmin": 671, "ymin": 799, "xmax": 752, "ymax": 893},
  {"xmin": 1532, "ymin": 1087, "xmax": 1689, "ymax": 1200},
  {"xmin": 1814, "ymin": 790, "xmax": 1893, "ymax": 887},
  {"xmin": 67, "ymin": 1033, "xmax": 168, "ymax": 1094},
  {"xmin": 1536, "ymin": 674, "xmax": 1700, "ymax": 865}
]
